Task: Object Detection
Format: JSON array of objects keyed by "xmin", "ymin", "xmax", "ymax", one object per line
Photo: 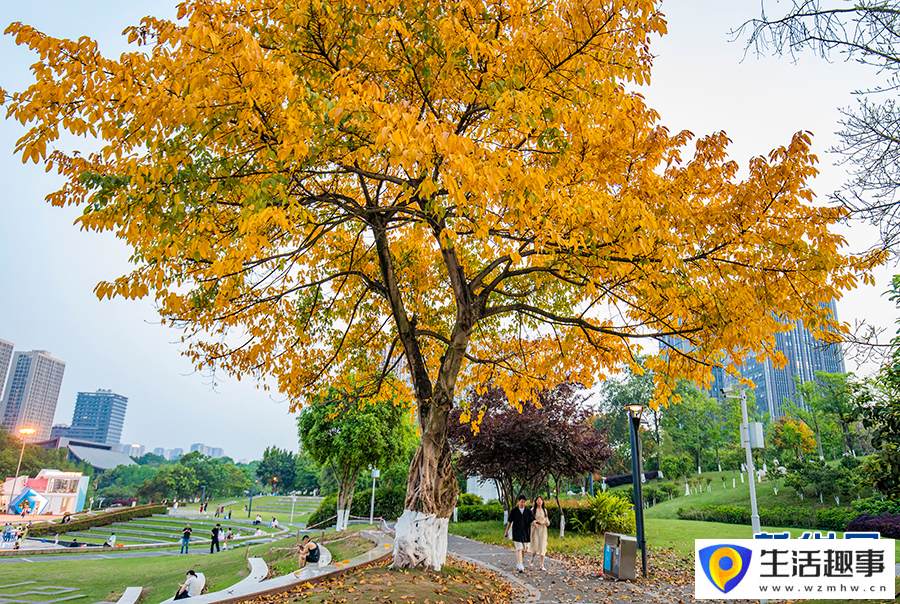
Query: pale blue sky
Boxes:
[{"xmin": 0, "ymin": 1, "xmax": 893, "ymax": 460}]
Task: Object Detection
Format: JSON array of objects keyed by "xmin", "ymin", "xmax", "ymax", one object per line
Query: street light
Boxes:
[
  {"xmin": 369, "ymin": 468, "xmax": 380, "ymax": 524},
  {"xmin": 272, "ymin": 476, "xmax": 278, "ymax": 495},
  {"xmin": 8, "ymin": 427, "xmax": 37, "ymax": 514},
  {"xmin": 625, "ymin": 404, "xmax": 648, "ymax": 578}
]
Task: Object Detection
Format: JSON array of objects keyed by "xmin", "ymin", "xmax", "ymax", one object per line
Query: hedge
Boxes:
[
  {"xmin": 604, "ymin": 471, "xmax": 659, "ymax": 489},
  {"xmin": 29, "ymin": 504, "xmax": 167, "ymax": 537},
  {"xmin": 676, "ymin": 504, "xmax": 858, "ymax": 532},
  {"xmin": 457, "ymin": 500, "xmax": 614, "ymax": 533},
  {"xmin": 457, "ymin": 504, "xmax": 504, "ymax": 522},
  {"xmin": 846, "ymin": 513, "xmax": 900, "ymax": 539},
  {"xmin": 307, "ymin": 485, "xmax": 406, "ymax": 528}
]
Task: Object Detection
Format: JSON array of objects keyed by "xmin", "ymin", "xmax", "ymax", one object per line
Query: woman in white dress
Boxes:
[{"xmin": 528, "ymin": 496, "xmax": 550, "ymax": 570}]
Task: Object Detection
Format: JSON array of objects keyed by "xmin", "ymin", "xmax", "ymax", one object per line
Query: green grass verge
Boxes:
[
  {"xmin": 629, "ymin": 469, "xmax": 857, "ymax": 521},
  {"xmin": 2, "ymin": 523, "xmax": 381, "ymax": 604},
  {"xmin": 0, "ymin": 544, "xmax": 251, "ymax": 603}
]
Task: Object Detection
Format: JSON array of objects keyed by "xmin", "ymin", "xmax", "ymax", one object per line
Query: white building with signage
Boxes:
[{"xmin": 1, "ymin": 469, "xmax": 89, "ymax": 515}]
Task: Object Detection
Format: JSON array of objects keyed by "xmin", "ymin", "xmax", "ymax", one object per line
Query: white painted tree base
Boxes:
[
  {"xmin": 393, "ymin": 509, "xmax": 449, "ymax": 570},
  {"xmin": 336, "ymin": 509, "xmax": 350, "ymax": 531}
]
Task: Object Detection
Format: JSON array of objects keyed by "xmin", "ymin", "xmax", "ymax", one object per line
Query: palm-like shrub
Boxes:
[{"xmin": 569, "ymin": 493, "xmax": 635, "ymax": 535}]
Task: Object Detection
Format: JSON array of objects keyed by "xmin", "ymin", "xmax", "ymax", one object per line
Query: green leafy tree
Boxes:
[
  {"xmin": 133, "ymin": 452, "xmax": 167, "ymax": 465},
  {"xmin": 661, "ymin": 383, "xmax": 719, "ymax": 472},
  {"xmin": 595, "ymin": 358, "xmax": 659, "ymax": 473},
  {"xmin": 298, "ymin": 381, "xmax": 416, "ymax": 530},
  {"xmin": 294, "ymin": 451, "xmax": 322, "ymax": 493},
  {"xmin": 96, "ymin": 464, "xmax": 159, "ymax": 491},
  {"xmin": 257, "ymin": 446, "xmax": 298, "ymax": 494},
  {"xmin": 815, "ymin": 371, "xmax": 859, "ymax": 455}
]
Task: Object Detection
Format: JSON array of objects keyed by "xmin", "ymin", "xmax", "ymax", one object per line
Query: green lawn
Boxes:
[
  {"xmin": 3, "ymin": 524, "xmax": 380, "ymax": 604},
  {"xmin": 0, "ymin": 544, "xmax": 252, "ymax": 603},
  {"xmin": 194, "ymin": 496, "xmax": 320, "ymax": 525},
  {"xmin": 621, "ymin": 469, "xmax": 856, "ymax": 521}
]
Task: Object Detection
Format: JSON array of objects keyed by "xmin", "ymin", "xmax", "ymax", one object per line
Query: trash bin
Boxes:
[{"xmin": 602, "ymin": 532, "xmax": 637, "ymax": 580}]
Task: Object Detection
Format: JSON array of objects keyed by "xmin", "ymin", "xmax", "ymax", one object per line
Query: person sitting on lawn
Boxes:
[
  {"xmin": 174, "ymin": 570, "xmax": 202, "ymax": 600},
  {"xmin": 104, "ymin": 532, "xmax": 117, "ymax": 547},
  {"xmin": 297, "ymin": 535, "xmax": 321, "ymax": 570}
]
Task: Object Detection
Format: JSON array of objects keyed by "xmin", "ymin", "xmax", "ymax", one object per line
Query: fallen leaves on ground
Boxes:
[{"xmin": 234, "ymin": 557, "xmax": 512, "ymax": 604}]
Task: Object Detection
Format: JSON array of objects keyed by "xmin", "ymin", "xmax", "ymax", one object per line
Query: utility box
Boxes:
[
  {"xmin": 748, "ymin": 422, "xmax": 765, "ymax": 448},
  {"xmin": 603, "ymin": 533, "xmax": 637, "ymax": 580}
]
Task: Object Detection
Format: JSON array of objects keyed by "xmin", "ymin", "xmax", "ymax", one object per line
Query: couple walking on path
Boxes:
[{"xmin": 504, "ymin": 494, "xmax": 550, "ymax": 573}]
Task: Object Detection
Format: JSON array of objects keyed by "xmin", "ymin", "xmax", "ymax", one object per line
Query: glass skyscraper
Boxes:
[
  {"xmin": 662, "ymin": 299, "xmax": 846, "ymax": 419},
  {"xmin": 51, "ymin": 389, "xmax": 128, "ymax": 445}
]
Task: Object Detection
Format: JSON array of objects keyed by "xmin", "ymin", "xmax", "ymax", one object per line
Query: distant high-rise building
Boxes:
[
  {"xmin": 663, "ymin": 300, "xmax": 847, "ymax": 420},
  {"xmin": 153, "ymin": 447, "xmax": 166, "ymax": 457},
  {"xmin": 189, "ymin": 443, "xmax": 224, "ymax": 458},
  {"xmin": 0, "ymin": 350, "xmax": 66, "ymax": 440},
  {"xmin": 0, "ymin": 339, "xmax": 13, "ymax": 398},
  {"xmin": 50, "ymin": 389, "xmax": 128, "ymax": 445},
  {"xmin": 125, "ymin": 444, "xmax": 145, "ymax": 458},
  {"xmin": 168, "ymin": 448, "xmax": 184, "ymax": 460}
]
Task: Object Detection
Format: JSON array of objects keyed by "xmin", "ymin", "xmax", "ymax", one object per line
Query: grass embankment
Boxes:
[
  {"xmin": 0, "ymin": 545, "xmax": 251, "ymax": 603},
  {"xmin": 281, "ymin": 557, "xmax": 511, "ymax": 604},
  {"xmin": 1, "ymin": 524, "xmax": 383, "ymax": 603},
  {"xmin": 613, "ymin": 468, "xmax": 850, "ymax": 521},
  {"xmin": 204, "ymin": 496, "xmax": 320, "ymax": 525}
]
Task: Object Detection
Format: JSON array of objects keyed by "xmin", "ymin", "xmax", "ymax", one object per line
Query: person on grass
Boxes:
[
  {"xmin": 504, "ymin": 494, "xmax": 535, "ymax": 573},
  {"xmin": 296, "ymin": 535, "xmax": 320, "ymax": 570},
  {"xmin": 180, "ymin": 524, "xmax": 192, "ymax": 554},
  {"xmin": 174, "ymin": 570, "xmax": 201, "ymax": 600},
  {"xmin": 104, "ymin": 532, "xmax": 117, "ymax": 547},
  {"xmin": 210, "ymin": 523, "xmax": 221, "ymax": 553},
  {"xmin": 528, "ymin": 496, "xmax": 550, "ymax": 570}
]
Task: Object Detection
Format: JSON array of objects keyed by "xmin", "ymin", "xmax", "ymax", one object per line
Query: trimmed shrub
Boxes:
[
  {"xmin": 677, "ymin": 504, "xmax": 858, "ymax": 532},
  {"xmin": 678, "ymin": 505, "xmax": 750, "ymax": 525},
  {"xmin": 854, "ymin": 497, "xmax": 900, "ymax": 516},
  {"xmin": 569, "ymin": 493, "xmax": 635, "ymax": 535},
  {"xmin": 658, "ymin": 483, "xmax": 680, "ymax": 499},
  {"xmin": 307, "ymin": 485, "xmax": 406, "ymax": 528},
  {"xmin": 458, "ymin": 493, "xmax": 483, "ymax": 506},
  {"xmin": 815, "ymin": 507, "xmax": 858, "ymax": 532},
  {"xmin": 846, "ymin": 513, "xmax": 900, "ymax": 539},
  {"xmin": 29, "ymin": 504, "xmax": 166, "ymax": 537},
  {"xmin": 457, "ymin": 504, "xmax": 504, "ymax": 522},
  {"xmin": 642, "ymin": 486, "xmax": 661, "ymax": 506}
]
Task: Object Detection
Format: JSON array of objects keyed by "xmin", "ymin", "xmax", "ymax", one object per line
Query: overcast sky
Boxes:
[{"xmin": 0, "ymin": 1, "xmax": 894, "ymax": 460}]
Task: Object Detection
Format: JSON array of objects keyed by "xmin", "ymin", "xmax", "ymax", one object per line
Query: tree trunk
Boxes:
[
  {"xmin": 811, "ymin": 415, "xmax": 825, "ymax": 460},
  {"xmin": 552, "ymin": 475, "xmax": 565, "ymax": 538},
  {"xmin": 393, "ymin": 397, "xmax": 458, "ymax": 570},
  {"xmin": 335, "ymin": 467, "xmax": 358, "ymax": 531}
]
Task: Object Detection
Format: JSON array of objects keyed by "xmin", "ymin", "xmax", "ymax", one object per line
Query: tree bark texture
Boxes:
[{"xmin": 393, "ymin": 400, "xmax": 459, "ymax": 570}]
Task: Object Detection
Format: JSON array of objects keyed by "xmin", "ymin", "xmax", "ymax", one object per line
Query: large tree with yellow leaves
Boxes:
[{"xmin": 2, "ymin": 0, "xmax": 877, "ymax": 569}]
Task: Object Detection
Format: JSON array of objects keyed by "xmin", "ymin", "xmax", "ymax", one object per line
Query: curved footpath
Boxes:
[{"xmin": 448, "ymin": 534, "xmax": 691, "ymax": 604}]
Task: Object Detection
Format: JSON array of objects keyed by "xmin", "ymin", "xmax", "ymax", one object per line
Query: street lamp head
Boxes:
[
  {"xmin": 18, "ymin": 427, "xmax": 37, "ymax": 435},
  {"xmin": 624, "ymin": 404, "xmax": 646, "ymax": 419}
]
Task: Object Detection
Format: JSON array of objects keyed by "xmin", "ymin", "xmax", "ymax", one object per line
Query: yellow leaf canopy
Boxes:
[{"xmin": 3, "ymin": 0, "xmax": 878, "ymax": 416}]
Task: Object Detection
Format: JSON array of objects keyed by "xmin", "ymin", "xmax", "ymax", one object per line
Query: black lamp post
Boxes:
[{"xmin": 626, "ymin": 403, "xmax": 648, "ymax": 578}]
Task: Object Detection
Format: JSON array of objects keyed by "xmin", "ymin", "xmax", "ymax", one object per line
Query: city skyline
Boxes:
[
  {"xmin": 0, "ymin": 0, "xmax": 897, "ymax": 460},
  {"xmin": 0, "ymin": 349, "xmax": 66, "ymax": 440}
]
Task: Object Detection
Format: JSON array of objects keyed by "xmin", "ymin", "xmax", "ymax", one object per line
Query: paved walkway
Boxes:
[{"xmin": 448, "ymin": 535, "xmax": 691, "ymax": 604}]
